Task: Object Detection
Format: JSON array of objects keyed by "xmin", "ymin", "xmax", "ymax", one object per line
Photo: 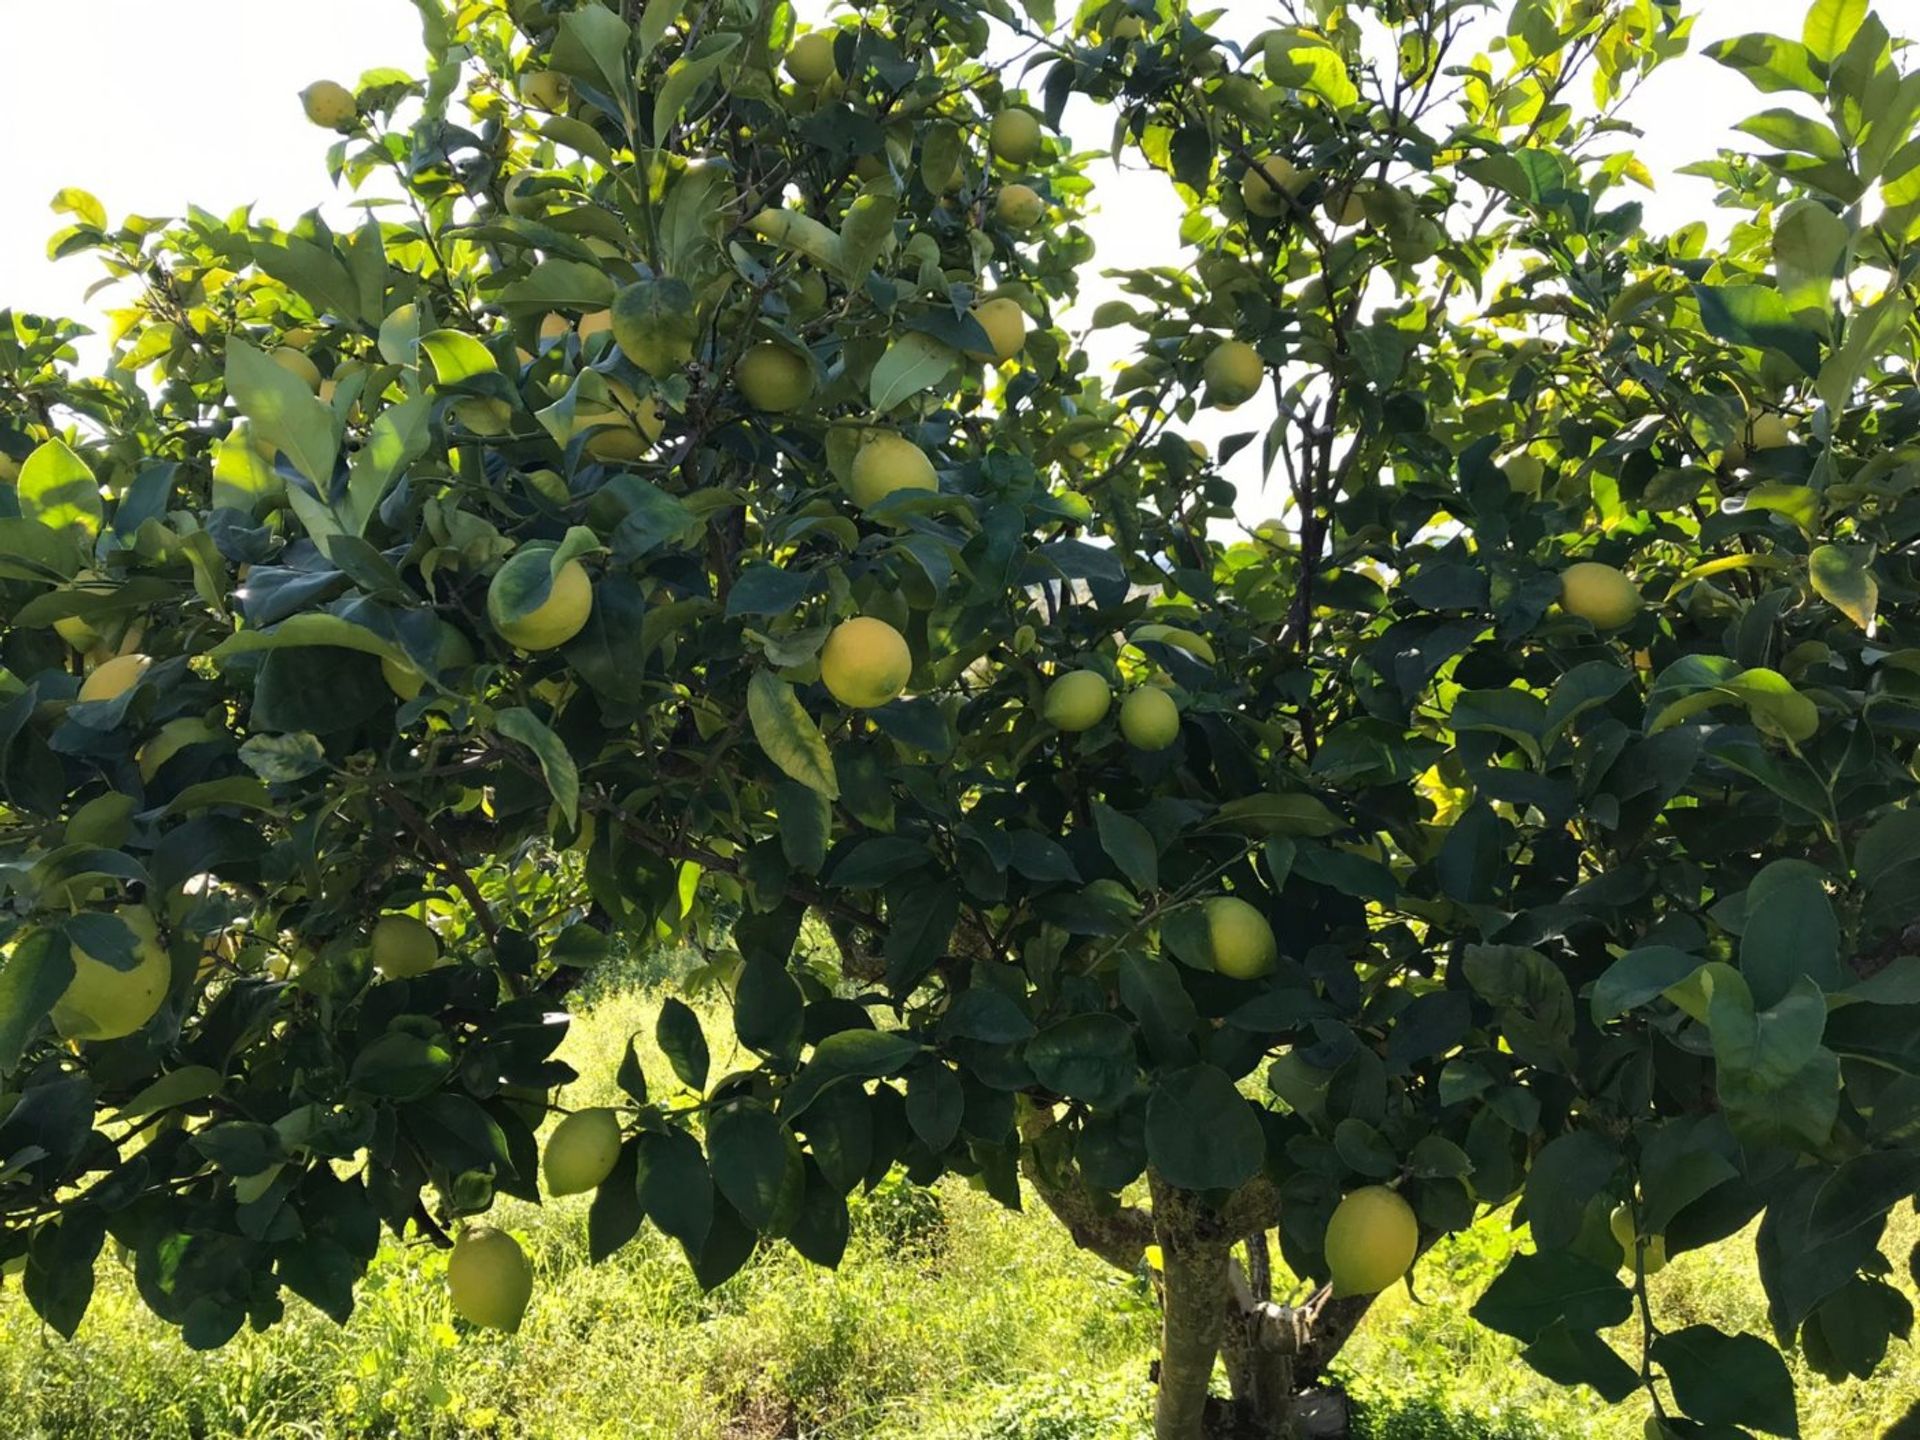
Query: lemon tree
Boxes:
[{"xmin": 4, "ymin": 2, "xmax": 1920, "ymax": 1438}]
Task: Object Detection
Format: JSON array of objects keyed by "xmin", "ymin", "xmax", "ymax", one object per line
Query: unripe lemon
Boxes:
[
  {"xmin": 272, "ymin": 346, "xmax": 323, "ymax": 392},
  {"xmin": 1325, "ymin": 1186, "xmax": 1418, "ymax": 1296},
  {"xmin": 847, "ymin": 433, "xmax": 938, "ymax": 508},
  {"xmin": 1119, "ymin": 687, "xmax": 1180, "ymax": 750},
  {"xmin": 300, "ymin": 80, "xmax": 356, "ymax": 129},
  {"xmin": 996, "ymin": 183, "xmax": 1046, "ymax": 230},
  {"xmin": 1111, "ymin": 14, "xmax": 1146, "ymax": 39},
  {"xmin": 371, "ymin": 913, "xmax": 440, "ymax": 979},
  {"xmin": 1324, "ymin": 188, "xmax": 1367, "ymax": 227},
  {"xmin": 447, "ymin": 1227, "xmax": 533, "ymax": 1332},
  {"xmin": 521, "ymin": 70, "xmax": 569, "ymax": 111},
  {"xmin": 543, "ymin": 1108, "xmax": 622, "ymax": 1196},
  {"xmin": 989, "ymin": 109, "xmax": 1044, "ymax": 165},
  {"xmin": 1560, "ymin": 561, "xmax": 1642, "ymax": 630},
  {"xmin": 78, "ymin": 652, "xmax": 152, "ymax": 704},
  {"xmin": 53, "ymin": 905, "xmax": 171, "ymax": 1041},
  {"xmin": 821, "ymin": 617, "xmax": 912, "ymax": 708},
  {"xmin": 1042, "ymin": 669, "xmax": 1112, "ymax": 731},
  {"xmin": 1750, "ymin": 411, "xmax": 1793, "ymax": 449},
  {"xmin": 382, "ymin": 623, "xmax": 476, "ymax": 701},
  {"xmin": 137, "ymin": 716, "xmax": 219, "ymax": 782},
  {"xmin": 1204, "ymin": 896, "xmax": 1275, "ymax": 979},
  {"xmin": 854, "ymin": 152, "xmax": 888, "ymax": 183},
  {"xmin": 737, "ymin": 343, "xmax": 814, "ymax": 412},
  {"xmin": 785, "ymin": 32, "xmax": 838, "ymax": 86},
  {"xmin": 503, "ymin": 171, "xmax": 546, "ymax": 218},
  {"xmin": 1610, "ymin": 1203, "xmax": 1668, "ymax": 1276},
  {"xmin": 1203, "ymin": 340, "xmax": 1264, "ymax": 408},
  {"xmin": 489, "ymin": 555, "xmax": 594, "ymax": 651},
  {"xmin": 1241, "ymin": 155, "xmax": 1304, "ymax": 218},
  {"xmin": 1503, "ymin": 454, "xmax": 1544, "ymax": 494},
  {"xmin": 967, "ymin": 298, "xmax": 1028, "ymax": 363}
]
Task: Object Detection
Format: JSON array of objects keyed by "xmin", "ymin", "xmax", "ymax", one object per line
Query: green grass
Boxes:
[{"xmin": 2, "ymin": 987, "xmax": 1915, "ymax": 1439}]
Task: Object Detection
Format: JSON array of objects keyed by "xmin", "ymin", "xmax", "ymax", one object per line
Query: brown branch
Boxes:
[{"xmin": 380, "ymin": 784, "xmax": 500, "ymax": 947}]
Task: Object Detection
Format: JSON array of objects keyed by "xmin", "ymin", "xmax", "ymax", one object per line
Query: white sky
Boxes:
[{"xmin": 1, "ymin": 0, "xmax": 1814, "ymax": 510}]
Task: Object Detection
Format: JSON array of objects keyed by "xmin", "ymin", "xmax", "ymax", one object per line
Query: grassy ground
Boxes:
[{"xmin": 2, "ymin": 985, "xmax": 1915, "ymax": 1439}]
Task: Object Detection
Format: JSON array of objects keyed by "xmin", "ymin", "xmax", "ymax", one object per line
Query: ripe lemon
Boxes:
[
  {"xmin": 1203, "ymin": 340, "xmax": 1264, "ymax": 408},
  {"xmin": 382, "ymin": 623, "xmax": 476, "ymax": 701},
  {"xmin": 967, "ymin": 298, "xmax": 1028, "ymax": 363},
  {"xmin": 53, "ymin": 906, "xmax": 172, "ymax": 1041},
  {"xmin": 737, "ymin": 343, "xmax": 815, "ymax": 412},
  {"xmin": 1750, "ymin": 412, "xmax": 1793, "ymax": 449},
  {"xmin": 1043, "ymin": 669, "xmax": 1112, "ymax": 731},
  {"xmin": 1241, "ymin": 154, "xmax": 1304, "ymax": 218},
  {"xmin": 1610, "ymin": 1203, "xmax": 1668, "ymax": 1276},
  {"xmin": 1560, "ymin": 561, "xmax": 1642, "ymax": 630},
  {"xmin": 371, "ymin": 913, "xmax": 440, "ymax": 979},
  {"xmin": 1204, "ymin": 896, "xmax": 1275, "ymax": 979},
  {"xmin": 821, "ymin": 617, "xmax": 912, "ymax": 708},
  {"xmin": 54, "ymin": 613, "xmax": 104, "ymax": 652},
  {"xmin": 785, "ymin": 32, "xmax": 838, "ymax": 86},
  {"xmin": 488, "ymin": 555, "xmax": 594, "ymax": 651},
  {"xmin": 447, "ymin": 1226, "xmax": 533, "ymax": 1332},
  {"xmin": 572, "ymin": 381, "xmax": 663, "ymax": 461},
  {"xmin": 1119, "ymin": 687, "xmax": 1180, "ymax": 750},
  {"xmin": 996, "ymin": 183, "xmax": 1046, "ymax": 230},
  {"xmin": 300, "ymin": 80, "xmax": 356, "ymax": 129},
  {"xmin": 1503, "ymin": 454, "xmax": 1544, "ymax": 494},
  {"xmin": 272, "ymin": 347, "xmax": 322, "ymax": 392},
  {"xmin": 579, "ymin": 309, "xmax": 614, "ymax": 343},
  {"xmin": 990, "ymin": 109, "xmax": 1044, "ymax": 165},
  {"xmin": 78, "ymin": 652, "xmax": 152, "ymax": 704},
  {"xmin": 1325, "ymin": 1185, "xmax": 1419, "ymax": 1296},
  {"xmin": 847, "ymin": 433, "xmax": 938, "ymax": 508},
  {"xmin": 137, "ymin": 716, "xmax": 219, "ymax": 782},
  {"xmin": 543, "ymin": 1108, "xmax": 622, "ymax": 1197}
]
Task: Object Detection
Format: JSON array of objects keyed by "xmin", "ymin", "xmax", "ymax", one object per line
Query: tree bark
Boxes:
[{"xmin": 1151, "ymin": 1174, "xmax": 1233, "ymax": 1440}]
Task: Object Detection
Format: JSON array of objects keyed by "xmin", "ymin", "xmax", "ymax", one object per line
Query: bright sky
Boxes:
[{"xmin": 0, "ymin": 0, "xmax": 1814, "ymax": 508}]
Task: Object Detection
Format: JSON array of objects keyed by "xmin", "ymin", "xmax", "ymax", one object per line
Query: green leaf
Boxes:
[
  {"xmin": 635, "ymin": 1127, "xmax": 712, "ymax": 1252},
  {"xmin": 238, "ymin": 732, "xmax": 329, "ymax": 783},
  {"xmin": 1207, "ymin": 793, "xmax": 1345, "ymax": 837},
  {"xmin": 905, "ymin": 1063, "xmax": 964, "ymax": 1152},
  {"xmin": 1773, "ymin": 199, "xmax": 1850, "ymax": 314},
  {"xmin": 1522, "ymin": 1322, "xmax": 1640, "ymax": 1403},
  {"xmin": 1653, "ymin": 1324, "xmax": 1800, "ymax": 1437},
  {"xmin": 587, "ymin": 1142, "xmax": 644, "ymax": 1262},
  {"xmin": 226, "ymin": 339, "xmax": 339, "ymax": 489},
  {"xmin": 1803, "ymin": 0, "xmax": 1866, "ymax": 63},
  {"xmin": 1693, "ymin": 284, "xmax": 1823, "ymax": 375},
  {"xmin": 653, "ymin": 33, "xmax": 739, "ymax": 142},
  {"xmin": 345, "ymin": 395, "xmax": 430, "ymax": 536},
  {"xmin": 1144, "ymin": 1064, "xmax": 1264, "ymax": 1191},
  {"xmin": 1706, "ymin": 33, "xmax": 1824, "ymax": 94},
  {"xmin": 1471, "ymin": 1250, "xmax": 1633, "ymax": 1344},
  {"xmin": 747, "ymin": 672, "xmax": 838, "ymax": 800},
  {"xmin": 211, "ymin": 612, "xmax": 407, "ymax": 665},
  {"xmin": 418, "ymin": 330, "xmax": 496, "ymax": 385},
  {"xmin": 494, "ymin": 707, "xmax": 580, "ymax": 829},
  {"xmin": 870, "ymin": 331, "xmax": 956, "ymax": 411},
  {"xmin": 705, "ymin": 1099, "xmax": 800, "ymax": 1230},
  {"xmin": 781, "ymin": 1029, "xmax": 921, "ymax": 1121},
  {"xmin": 1809, "ymin": 544, "xmax": 1877, "ymax": 630},
  {"xmin": 656, "ymin": 998, "xmax": 710, "ymax": 1092},
  {"xmin": 1026, "ymin": 1013, "xmax": 1136, "ymax": 1109},
  {"xmin": 1263, "ymin": 33, "xmax": 1359, "ymax": 109},
  {"xmin": 114, "ymin": 1066, "xmax": 224, "ymax": 1121},
  {"xmin": 17, "ymin": 440, "xmax": 102, "ymax": 539},
  {"xmin": 348, "ymin": 1032, "xmax": 454, "ymax": 1100},
  {"xmin": 1526, "ymin": 1130, "xmax": 1619, "ymax": 1250},
  {"xmin": 773, "ymin": 780, "xmax": 830, "ymax": 874},
  {"xmin": 0, "ymin": 931, "xmax": 75, "ymax": 1073},
  {"xmin": 1591, "ymin": 946, "xmax": 1702, "ymax": 1023},
  {"xmin": 1091, "ymin": 803, "xmax": 1158, "ymax": 894},
  {"xmin": 549, "ymin": 4, "xmax": 633, "ymax": 112},
  {"xmin": 1740, "ymin": 862, "xmax": 1846, "ymax": 1006},
  {"xmin": 496, "ymin": 258, "xmax": 616, "ymax": 312}
]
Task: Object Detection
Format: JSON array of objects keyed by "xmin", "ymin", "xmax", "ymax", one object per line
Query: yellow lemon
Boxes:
[
  {"xmin": 78, "ymin": 653, "xmax": 152, "ymax": 704},
  {"xmin": 52, "ymin": 906, "xmax": 172, "ymax": 1041},
  {"xmin": 1325, "ymin": 1186, "xmax": 1419, "ymax": 1296},
  {"xmin": 137, "ymin": 716, "xmax": 219, "ymax": 783},
  {"xmin": 785, "ymin": 32, "xmax": 838, "ymax": 87},
  {"xmin": 1560, "ymin": 561, "xmax": 1642, "ymax": 630},
  {"xmin": 1203, "ymin": 339, "xmax": 1264, "ymax": 408},
  {"xmin": 1042, "ymin": 669, "xmax": 1112, "ymax": 731},
  {"xmin": 821, "ymin": 617, "xmax": 912, "ymax": 708},
  {"xmin": 996, "ymin": 183, "xmax": 1046, "ymax": 230},
  {"xmin": 847, "ymin": 433, "xmax": 938, "ymax": 508},
  {"xmin": 488, "ymin": 555, "xmax": 594, "ymax": 651},
  {"xmin": 967, "ymin": 298, "xmax": 1028, "ymax": 363},
  {"xmin": 371, "ymin": 914, "xmax": 440, "ymax": 979},
  {"xmin": 1119, "ymin": 687, "xmax": 1180, "ymax": 750},
  {"xmin": 272, "ymin": 347, "xmax": 323, "ymax": 392},
  {"xmin": 543, "ymin": 1108, "xmax": 623, "ymax": 1197},
  {"xmin": 989, "ymin": 109, "xmax": 1044, "ymax": 165},
  {"xmin": 521, "ymin": 70, "xmax": 569, "ymax": 111},
  {"xmin": 447, "ymin": 1227, "xmax": 533, "ymax": 1332},
  {"xmin": 1241, "ymin": 154, "xmax": 1304, "ymax": 218},
  {"xmin": 54, "ymin": 613, "xmax": 105, "ymax": 652},
  {"xmin": 572, "ymin": 381, "xmax": 663, "ymax": 461},
  {"xmin": 1204, "ymin": 896, "xmax": 1275, "ymax": 979},
  {"xmin": 382, "ymin": 623, "xmax": 476, "ymax": 701},
  {"xmin": 300, "ymin": 80, "xmax": 356, "ymax": 129},
  {"xmin": 737, "ymin": 343, "xmax": 814, "ymax": 412}
]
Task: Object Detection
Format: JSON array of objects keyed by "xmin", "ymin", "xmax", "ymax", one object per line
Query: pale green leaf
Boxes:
[{"xmin": 747, "ymin": 672, "xmax": 839, "ymax": 799}]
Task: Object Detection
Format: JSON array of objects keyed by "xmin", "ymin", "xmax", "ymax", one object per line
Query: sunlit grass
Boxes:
[{"xmin": 2, "ymin": 986, "xmax": 1914, "ymax": 1439}]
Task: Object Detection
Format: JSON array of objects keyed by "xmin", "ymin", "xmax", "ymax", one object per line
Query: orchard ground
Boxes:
[{"xmin": 3, "ymin": 971, "xmax": 1915, "ymax": 1440}]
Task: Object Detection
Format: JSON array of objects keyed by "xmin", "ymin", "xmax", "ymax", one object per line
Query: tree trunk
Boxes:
[{"xmin": 1151, "ymin": 1174, "xmax": 1233, "ymax": 1440}]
